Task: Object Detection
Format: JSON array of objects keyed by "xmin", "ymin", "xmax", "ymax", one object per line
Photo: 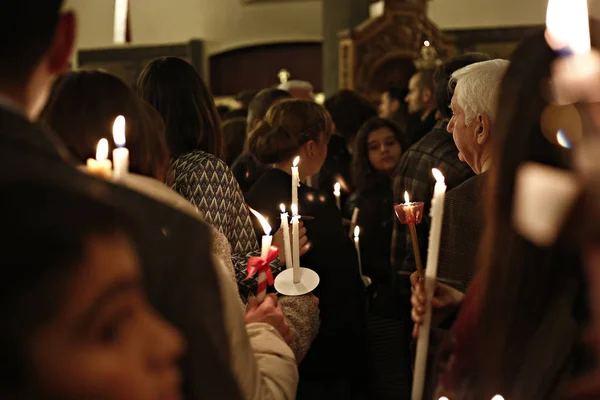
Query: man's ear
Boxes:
[
  {"xmin": 475, "ymin": 114, "xmax": 491, "ymax": 145},
  {"xmin": 47, "ymin": 12, "xmax": 76, "ymax": 74}
]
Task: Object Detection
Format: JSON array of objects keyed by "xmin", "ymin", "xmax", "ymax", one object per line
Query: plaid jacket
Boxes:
[{"xmin": 391, "ymin": 121, "xmax": 474, "ymax": 273}]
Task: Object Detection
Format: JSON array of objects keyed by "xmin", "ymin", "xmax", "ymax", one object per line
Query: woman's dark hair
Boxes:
[
  {"xmin": 41, "ymin": 70, "xmax": 171, "ymax": 181},
  {"xmin": 351, "ymin": 117, "xmax": 408, "ymax": 193},
  {"xmin": 222, "ymin": 117, "xmax": 247, "ymax": 166},
  {"xmin": 324, "ymin": 90, "xmax": 377, "ymax": 142},
  {"xmin": 0, "ymin": 182, "xmax": 134, "ymax": 396},
  {"xmin": 137, "ymin": 57, "xmax": 223, "ymax": 158},
  {"xmin": 470, "ymin": 32, "xmax": 576, "ymax": 396},
  {"xmin": 246, "ymin": 99, "xmax": 333, "ymax": 164}
]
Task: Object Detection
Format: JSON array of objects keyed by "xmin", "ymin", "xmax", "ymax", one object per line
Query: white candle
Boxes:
[
  {"xmin": 334, "ymin": 181, "xmax": 341, "ymax": 209},
  {"xmin": 86, "ymin": 138, "xmax": 112, "ymax": 178},
  {"xmin": 546, "ymin": 0, "xmax": 590, "ymax": 55},
  {"xmin": 113, "ymin": 0, "xmax": 129, "ymax": 44},
  {"xmin": 412, "ymin": 168, "xmax": 446, "ymax": 400},
  {"xmin": 112, "ymin": 115, "xmax": 129, "ymax": 180},
  {"xmin": 291, "ymin": 156, "xmax": 300, "ymax": 210},
  {"xmin": 279, "ymin": 204, "xmax": 294, "ymax": 269},
  {"xmin": 291, "ymin": 203, "xmax": 301, "ymax": 283},
  {"xmin": 353, "ymin": 226, "xmax": 364, "ymax": 277},
  {"xmin": 249, "ymin": 208, "xmax": 273, "ymax": 303}
]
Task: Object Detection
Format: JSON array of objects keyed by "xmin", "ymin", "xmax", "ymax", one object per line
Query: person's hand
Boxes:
[
  {"xmin": 272, "ymin": 220, "xmax": 311, "ymax": 266},
  {"xmin": 245, "ymin": 294, "xmax": 293, "ymax": 344},
  {"xmin": 410, "ymin": 272, "xmax": 464, "ymax": 338}
]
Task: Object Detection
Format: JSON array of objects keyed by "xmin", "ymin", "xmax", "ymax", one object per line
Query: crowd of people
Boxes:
[{"xmin": 4, "ymin": 1, "xmax": 600, "ymax": 399}]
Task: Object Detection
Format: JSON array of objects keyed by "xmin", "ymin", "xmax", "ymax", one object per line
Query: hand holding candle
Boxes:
[
  {"xmin": 112, "ymin": 115, "xmax": 129, "ymax": 180},
  {"xmin": 86, "ymin": 138, "xmax": 112, "ymax": 178},
  {"xmin": 412, "ymin": 168, "xmax": 446, "ymax": 400}
]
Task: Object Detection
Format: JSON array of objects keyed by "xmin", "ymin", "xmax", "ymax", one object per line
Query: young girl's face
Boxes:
[
  {"xmin": 30, "ymin": 232, "xmax": 184, "ymax": 400},
  {"xmin": 367, "ymin": 127, "xmax": 402, "ymax": 175}
]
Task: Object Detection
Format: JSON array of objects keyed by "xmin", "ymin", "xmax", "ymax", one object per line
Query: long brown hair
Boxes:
[
  {"xmin": 470, "ymin": 32, "xmax": 578, "ymax": 396},
  {"xmin": 137, "ymin": 57, "xmax": 223, "ymax": 159},
  {"xmin": 41, "ymin": 70, "xmax": 171, "ymax": 181},
  {"xmin": 246, "ymin": 99, "xmax": 333, "ymax": 164},
  {"xmin": 351, "ymin": 117, "xmax": 408, "ymax": 193}
]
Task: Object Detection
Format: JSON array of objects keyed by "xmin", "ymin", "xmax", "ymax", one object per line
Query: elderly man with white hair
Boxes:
[
  {"xmin": 430, "ymin": 59, "xmax": 511, "ymax": 292},
  {"xmin": 411, "ymin": 58, "xmax": 510, "ymax": 335},
  {"xmin": 447, "ymin": 59, "xmax": 510, "ymax": 175}
]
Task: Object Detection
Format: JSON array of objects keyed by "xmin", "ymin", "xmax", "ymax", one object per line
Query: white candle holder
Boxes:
[{"xmin": 274, "ymin": 267, "xmax": 319, "ymax": 296}]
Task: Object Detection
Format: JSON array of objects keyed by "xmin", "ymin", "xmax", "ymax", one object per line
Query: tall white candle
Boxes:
[
  {"xmin": 249, "ymin": 208, "xmax": 273, "ymax": 303},
  {"xmin": 291, "ymin": 156, "xmax": 300, "ymax": 210},
  {"xmin": 412, "ymin": 168, "xmax": 446, "ymax": 400},
  {"xmin": 113, "ymin": 0, "xmax": 129, "ymax": 44},
  {"xmin": 112, "ymin": 115, "xmax": 129, "ymax": 180},
  {"xmin": 279, "ymin": 204, "xmax": 294, "ymax": 269},
  {"xmin": 291, "ymin": 203, "xmax": 301, "ymax": 283},
  {"xmin": 334, "ymin": 182, "xmax": 341, "ymax": 209},
  {"xmin": 353, "ymin": 226, "xmax": 364, "ymax": 277}
]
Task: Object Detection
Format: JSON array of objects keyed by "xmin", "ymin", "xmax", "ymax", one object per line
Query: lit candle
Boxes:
[
  {"xmin": 333, "ymin": 181, "xmax": 341, "ymax": 209},
  {"xmin": 291, "ymin": 156, "xmax": 300, "ymax": 210},
  {"xmin": 86, "ymin": 138, "xmax": 112, "ymax": 178},
  {"xmin": 113, "ymin": 0, "xmax": 129, "ymax": 44},
  {"xmin": 349, "ymin": 207, "xmax": 360, "ymax": 238},
  {"xmin": 112, "ymin": 115, "xmax": 129, "ymax": 180},
  {"xmin": 404, "ymin": 191, "xmax": 423, "ymax": 274},
  {"xmin": 354, "ymin": 226, "xmax": 364, "ymax": 278},
  {"xmin": 546, "ymin": 0, "xmax": 600, "ymax": 105},
  {"xmin": 412, "ymin": 168, "xmax": 446, "ymax": 400},
  {"xmin": 279, "ymin": 204, "xmax": 294, "ymax": 269},
  {"xmin": 291, "ymin": 203, "xmax": 301, "ymax": 283},
  {"xmin": 249, "ymin": 208, "xmax": 273, "ymax": 303}
]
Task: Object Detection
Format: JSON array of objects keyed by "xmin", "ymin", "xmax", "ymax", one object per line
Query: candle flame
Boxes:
[
  {"xmin": 334, "ymin": 182, "xmax": 341, "ymax": 194},
  {"xmin": 556, "ymin": 129, "xmax": 572, "ymax": 148},
  {"xmin": 545, "ymin": 0, "xmax": 590, "ymax": 54},
  {"xmin": 424, "ymin": 40, "xmax": 430, "ymax": 47},
  {"xmin": 291, "ymin": 203, "xmax": 298, "ymax": 216},
  {"xmin": 293, "ymin": 156, "xmax": 300, "ymax": 167},
  {"xmin": 248, "ymin": 206, "xmax": 272, "ymax": 235},
  {"xmin": 354, "ymin": 225, "xmax": 360, "ymax": 239},
  {"xmin": 432, "ymin": 168, "xmax": 445, "ymax": 183},
  {"xmin": 280, "ymin": 203, "xmax": 286, "ymax": 213},
  {"xmin": 491, "ymin": 396, "xmax": 504, "ymax": 400},
  {"xmin": 96, "ymin": 138, "xmax": 109, "ymax": 162},
  {"xmin": 112, "ymin": 115, "xmax": 126, "ymax": 147},
  {"xmin": 404, "ymin": 191, "xmax": 410, "ymax": 204},
  {"xmin": 438, "ymin": 397, "xmax": 449, "ymax": 400}
]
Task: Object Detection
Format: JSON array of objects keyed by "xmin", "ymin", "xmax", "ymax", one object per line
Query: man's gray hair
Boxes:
[{"xmin": 450, "ymin": 59, "xmax": 510, "ymax": 125}]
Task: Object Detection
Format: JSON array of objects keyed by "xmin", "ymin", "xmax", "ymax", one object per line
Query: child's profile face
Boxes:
[{"xmin": 29, "ymin": 232, "xmax": 184, "ymax": 400}]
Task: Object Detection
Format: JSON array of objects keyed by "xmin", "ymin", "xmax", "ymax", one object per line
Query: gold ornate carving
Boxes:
[{"xmin": 339, "ymin": 0, "xmax": 455, "ymax": 101}]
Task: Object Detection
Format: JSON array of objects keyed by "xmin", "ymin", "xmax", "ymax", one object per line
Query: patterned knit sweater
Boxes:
[{"xmin": 172, "ymin": 150, "xmax": 256, "ymax": 253}]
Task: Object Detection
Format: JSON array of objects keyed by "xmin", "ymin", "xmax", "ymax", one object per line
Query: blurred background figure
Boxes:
[
  {"xmin": 404, "ymin": 70, "xmax": 438, "ymax": 144},
  {"xmin": 222, "ymin": 117, "xmax": 247, "ymax": 167}
]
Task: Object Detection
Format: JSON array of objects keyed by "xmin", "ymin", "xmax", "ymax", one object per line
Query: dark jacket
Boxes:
[
  {"xmin": 0, "ymin": 107, "xmax": 242, "ymax": 400},
  {"xmin": 231, "ymin": 153, "xmax": 267, "ymax": 195},
  {"xmin": 438, "ymin": 174, "xmax": 486, "ymax": 292},
  {"xmin": 344, "ymin": 179, "xmax": 394, "ymax": 286},
  {"xmin": 246, "ymin": 168, "xmax": 366, "ymax": 381},
  {"xmin": 391, "ymin": 121, "xmax": 474, "ymax": 274}
]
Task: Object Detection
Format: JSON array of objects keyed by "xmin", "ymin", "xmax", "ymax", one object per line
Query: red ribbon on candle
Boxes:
[{"xmin": 246, "ymin": 246, "xmax": 279, "ymax": 294}]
